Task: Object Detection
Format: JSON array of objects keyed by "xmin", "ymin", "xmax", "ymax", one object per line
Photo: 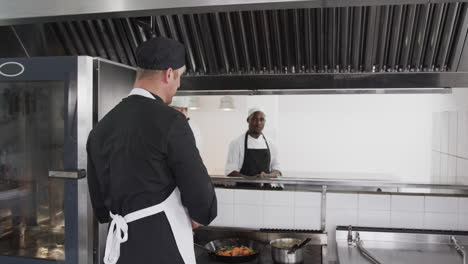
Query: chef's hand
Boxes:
[
  {"xmin": 256, "ymin": 172, "xmax": 276, "ymax": 178},
  {"xmin": 191, "ymin": 220, "xmax": 201, "ymax": 229}
]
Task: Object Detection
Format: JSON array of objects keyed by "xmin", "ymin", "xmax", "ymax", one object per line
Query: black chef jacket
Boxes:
[{"xmin": 86, "ymin": 92, "xmax": 217, "ymax": 264}]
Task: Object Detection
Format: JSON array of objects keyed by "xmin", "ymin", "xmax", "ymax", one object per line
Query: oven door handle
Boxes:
[{"xmin": 48, "ymin": 169, "xmax": 86, "ymax": 179}]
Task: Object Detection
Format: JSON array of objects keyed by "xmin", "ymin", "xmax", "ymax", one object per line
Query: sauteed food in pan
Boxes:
[{"xmin": 215, "ymin": 246, "xmax": 255, "ymax": 256}]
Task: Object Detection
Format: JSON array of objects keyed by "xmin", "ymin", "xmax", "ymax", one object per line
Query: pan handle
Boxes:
[{"xmin": 194, "ymin": 243, "xmax": 211, "ymax": 253}]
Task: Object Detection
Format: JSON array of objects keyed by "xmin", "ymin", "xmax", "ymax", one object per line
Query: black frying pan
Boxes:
[{"xmin": 202, "ymin": 238, "xmax": 263, "ymax": 263}]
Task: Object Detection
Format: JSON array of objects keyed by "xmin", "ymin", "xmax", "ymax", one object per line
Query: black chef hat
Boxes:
[{"xmin": 136, "ymin": 37, "xmax": 186, "ymax": 70}]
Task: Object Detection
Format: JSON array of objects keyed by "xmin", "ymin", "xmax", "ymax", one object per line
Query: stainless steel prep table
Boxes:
[{"xmin": 336, "ymin": 227, "xmax": 468, "ymax": 264}]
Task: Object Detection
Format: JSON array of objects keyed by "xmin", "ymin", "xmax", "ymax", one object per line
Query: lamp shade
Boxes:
[{"xmin": 219, "ymin": 96, "xmax": 235, "ymax": 111}]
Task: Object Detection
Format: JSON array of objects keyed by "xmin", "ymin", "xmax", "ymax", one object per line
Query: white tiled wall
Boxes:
[
  {"xmin": 440, "ymin": 111, "xmax": 449, "ymax": 153},
  {"xmin": 357, "ymin": 194, "xmax": 391, "ymax": 227},
  {"xmin": 424, "ymin": 212, "xmax": 458, "ymax": 230},
  {"xmin": 432, "ymin": 110, "xmax": 468, "ymax": 184},
  {"xmin": 440, "ymin": 154, "xmax": 448, "ymax": 183},
  {"xmin": 459, "ymin": 198, "xmax": 468, "ymax": 230},
  {"xmin": 448, "ymin": 156, "xmax": 457, "ymax": 183},
  {"xmin": 391, "ymin": 211, "xmax": 424, "ymax": 229},
  {"xmin": 212, "ymin": 190, "xmax": 468, "ymax": 233},
  {"xmin": 391, "ymin": 195, "xmax": 424, "ymax": 228},
  {"xmin": 327, "ymin": 193, "xmax": 358, "ymax": 209},
  {"xmin": 294, "ymin": 192, "xmax": 321, "ymax": 229},
  {"xmin": 431, "ymin": 151, "xmax": 441, "ymax": 183},
  {"xmin": 449, "ymin": 111, "xmax": 458, "ymax": 155},
  {"xmin": 457, "ymin": 158, "xmax": 468, "ymax": 184},
  {"xmin": 391, "ymin": 195, "xmax": 424, "ymax": 211},
  {"xmin": 211, "ymin": 188, "xmax": 321, "ymax": 230},
  {"xmin": 432, "ymin": 112, "xmax": 441, "ymax": 151},
  {"xmin": 210, "ymin": 189, "xmax": 234, "ymax": 226},
  {"xmin": 424, "ymin": 196, "xmax": 459, "ymax": 230},
  {"xmin": 425, "ymin": 196, "xmax": 458, "ymax": 213},
  {"xmin": 457, "ymin": 111, "xmax": 468, "ymax": 158}
]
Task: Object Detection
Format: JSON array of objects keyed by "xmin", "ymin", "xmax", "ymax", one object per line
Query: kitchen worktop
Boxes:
[
  {"xmin": 210, "ymin": 176, "xmax": 468, "ymax": 195},
  {"xmin": 337, "ymin": 240, "xmax": 463, "ymax": 264}
]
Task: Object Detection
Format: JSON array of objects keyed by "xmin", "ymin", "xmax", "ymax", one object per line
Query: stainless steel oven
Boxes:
[{"xmin": 0, "ymin": 56, "xmax": 136, "ymax": 264}]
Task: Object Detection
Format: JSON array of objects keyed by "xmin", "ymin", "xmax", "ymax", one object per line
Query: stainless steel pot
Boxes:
[{"xmin": 270, "ymin": 238, "xmax": 303, "ymax": 264}]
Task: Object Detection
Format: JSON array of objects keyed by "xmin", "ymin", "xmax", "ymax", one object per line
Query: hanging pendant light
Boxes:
[
  {"xmin": 219, "ymin": 96, "xmax": 235, "ymax": 111},
  {"xmin": 187, "ymin": 96, "xmax": 200, "ymax": 110}
]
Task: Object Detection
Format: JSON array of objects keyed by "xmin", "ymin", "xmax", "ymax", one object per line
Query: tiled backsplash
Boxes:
[
  {"xmin": 211, "ymin": 188, "xmax": 322, "ymax": 230},
  {"xmin": 211, "ymin": 189, "xmax": 468, "ymax": 264},
  {"xmin": 212, "ymin": 189, "xmax": 468, "ymax": 232},
  {"xmin": 432, "ymin": 110, "xmax": 468, "ymax": 184}
]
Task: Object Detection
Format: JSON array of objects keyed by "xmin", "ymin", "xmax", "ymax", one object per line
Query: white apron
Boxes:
[
  {"xmin": 103, "ymin": 187, "xmax": 196, "ymax": 264},
  {"xmin": 104, "ymin": 88, "xmax": 196, "ymax": 264}
]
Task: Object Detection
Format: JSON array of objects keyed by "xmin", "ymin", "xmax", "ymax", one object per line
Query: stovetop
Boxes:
[{"xmin": 195, "ymin": 244, "xmax": 322, "ymax": 264}]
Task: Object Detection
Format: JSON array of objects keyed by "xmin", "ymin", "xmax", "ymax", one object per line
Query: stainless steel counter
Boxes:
[
  {"xmin": 211, "ymin": 176, "xmax": 468, "ymax": 195},
  {"xmin": 336, "ymin": 227, "xmax": 468, "ymax": 264}
]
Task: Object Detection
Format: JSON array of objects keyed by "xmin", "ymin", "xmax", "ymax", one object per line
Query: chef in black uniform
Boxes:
[
  {"xmin": 225, "ymin": 108, "xmax": 282, "ymax": 182},
  {"xmin": 86, "ymin": 37, "xmax": 217, "ymax": 264}
]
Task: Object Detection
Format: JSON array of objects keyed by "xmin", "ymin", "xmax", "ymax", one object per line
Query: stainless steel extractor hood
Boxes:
[{"xmin": 0, "ymin": 0, "xmax": 467, "ymax": 94}]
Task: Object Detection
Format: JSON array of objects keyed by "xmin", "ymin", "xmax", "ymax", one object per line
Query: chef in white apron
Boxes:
[
  {"xmin": 225, "ymin": 108, "xmax": 282, "ymax": 187},
  {"xmin": 87, "ymin": 37, "xmax": 217, "ymax": 264}
]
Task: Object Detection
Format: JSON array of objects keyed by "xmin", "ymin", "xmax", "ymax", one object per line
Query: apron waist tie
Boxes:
[{"xmin": 103, "ymin": 191, "xmax": 169, "ymax": 264}]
